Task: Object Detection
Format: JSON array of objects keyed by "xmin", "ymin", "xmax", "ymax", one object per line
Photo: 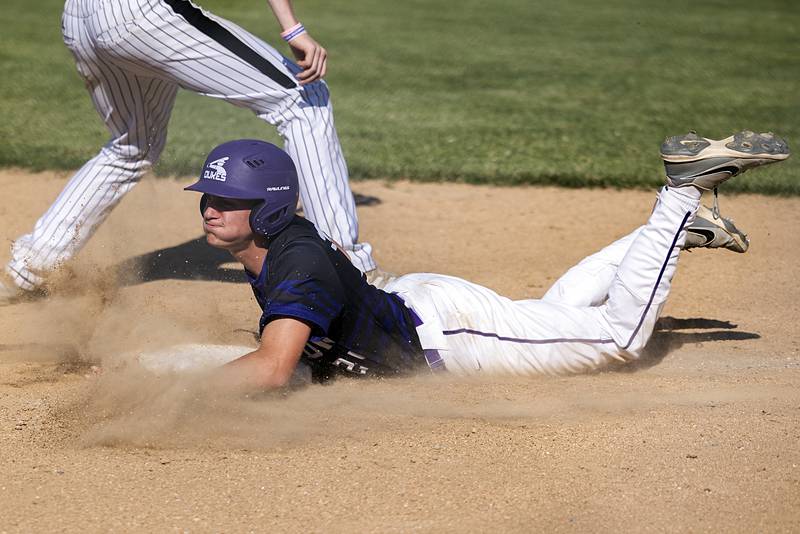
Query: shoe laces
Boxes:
[
  {"xmin": 712, "ymin": 187, "xmax": 720, "ymax": 220},
  {"xmin": 710, "ymin": 186, "xmax": 742, "ymax": 228}
]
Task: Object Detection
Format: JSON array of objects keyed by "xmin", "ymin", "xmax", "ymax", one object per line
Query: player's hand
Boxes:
[{"xmin": 288, "ymin": 33, "xmax": 327, "ymax": 85}]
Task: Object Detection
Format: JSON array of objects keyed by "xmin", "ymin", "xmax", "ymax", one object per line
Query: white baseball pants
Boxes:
[
  {"xmin": 387, "ymin": 187, "xmax": 700, "ymax": 376},
  {"xmin": 7, "ymin": 0, "xmax": 374, "ymax": 290}
]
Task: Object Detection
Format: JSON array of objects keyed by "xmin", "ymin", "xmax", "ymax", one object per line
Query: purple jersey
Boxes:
[{"xmin": 247, "ymin": 217, "xmax": 425, "ymax": 381}]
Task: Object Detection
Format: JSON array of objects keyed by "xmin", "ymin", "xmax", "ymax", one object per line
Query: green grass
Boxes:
[{"xmin": 1, "ymin": 0, "xmax": 798, "ymax": 193}]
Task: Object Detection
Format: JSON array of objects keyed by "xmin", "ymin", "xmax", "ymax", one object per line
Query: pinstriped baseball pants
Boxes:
[
  {"xmin": 388, "ymin": 187, "xmax": 700, "ymax": 376},
  {"xmin": 7, "ymin": 0, "xmax": 375, "ymax": 290}
]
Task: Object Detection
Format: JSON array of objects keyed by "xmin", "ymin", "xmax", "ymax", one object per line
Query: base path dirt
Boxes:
[{"xmin": 1, "ymin": 169, "xmax": 799, "ymax": 532}]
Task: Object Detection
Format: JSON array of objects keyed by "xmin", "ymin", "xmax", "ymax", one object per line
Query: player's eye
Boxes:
[
  {"xmin": 207, "ymin": 196, "xmax": 259, "ymax": 211},
  {"xmin": 209, "ymin": 197, "xmax": 235, "ymax": 210}
]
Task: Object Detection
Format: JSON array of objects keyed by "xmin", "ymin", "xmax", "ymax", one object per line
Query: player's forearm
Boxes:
[
  {"xmin": 212, "ymin": 318, "xmax": 309, "ymax": 391},
  {"xmin": 217, "ymin": 349, "xmax": 297, "ymax": 390},
  {"xmin": 265, "ymin": 0, "xmax": 299, "ymax": 31}
]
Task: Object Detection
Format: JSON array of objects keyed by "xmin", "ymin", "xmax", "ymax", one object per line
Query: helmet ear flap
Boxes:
[
  {"xmin": 249, "ymin": 203, "xmax": 293, "ymax": 237},
  {"xmin": 199, "ymin": 193, "xmax": 209, "ymax": 215},
  {"xmin": 248, "ymin": 201, "xmax": 269, "ymax": 236}
]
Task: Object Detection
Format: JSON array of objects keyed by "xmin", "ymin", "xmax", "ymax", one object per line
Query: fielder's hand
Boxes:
[{"xmin": 289, "ymin": 33, "xmax": 327, "ymax": 85}]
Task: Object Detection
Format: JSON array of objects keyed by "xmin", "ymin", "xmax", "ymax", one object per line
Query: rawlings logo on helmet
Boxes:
[{"xmin": 203, "ymin": 157, "xmax": 230, "ymax": 182}]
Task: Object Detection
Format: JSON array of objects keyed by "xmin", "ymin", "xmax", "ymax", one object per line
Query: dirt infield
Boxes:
[{"xmin": 1, "ymin": 169, "xmax": 799, "ymax": 532}]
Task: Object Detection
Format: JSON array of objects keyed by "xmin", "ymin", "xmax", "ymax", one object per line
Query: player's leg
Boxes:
[
  {"xmin": 539, "ymin": 196, "xmax": 749, "ymax": 308},
  {"xmin": 388, "ymin": 271, "xmax": 626, "ymax": 375},
  {"xmin": 400, "ymin": 131, "xmax": 789, "ymax": 376},
  {"xmin": 97, "ymin": 0, "xmax": 375, "ymax": 272},
  {"xmin": 603, "ymin": 129, "xmax": 790, "ymax": 354},
  {"xmin": 541, "ymin": 170, "xmax": 758, "ymax": 308},
  {"xmin": 595, "ymin": 186, "xmax": 699, "ymax": 356},
  {"xmin": 389, "ymin": 186, "xmax": 699, "ymax": 376},
  {"xmin": 5, "ymin": 12, "xmax": 177, "ymax": 290},
  {"xmin": 539, "ymin": 226, "xmax": 644, "ymax": 307}
]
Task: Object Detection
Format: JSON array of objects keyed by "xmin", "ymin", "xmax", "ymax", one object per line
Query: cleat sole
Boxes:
[{"xmin": 661, "ymin": 130, "xmax": 790, "ymax": 163}]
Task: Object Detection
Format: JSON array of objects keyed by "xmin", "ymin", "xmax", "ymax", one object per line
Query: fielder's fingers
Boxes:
[
  {"xmin": 293, "ymin": 41, "xmax": 314, "ymax": 68},
  {"xmin": 297, "ymin": 50, "xmax": 316, "ymax": 74},
  {"xmin": 318, "ymin": 54, "xmax": 327, "ymax": 79},
  {"xmin": 298, "ymin": 48, "xmax": 322, "ymax": 83},
  {"xmin": 308, "ymin": 48, "xmax": 325, "ymax": 80},
  {"xmin": 296, "ymin": 51, "xmax": 312, "ymax": 69}
]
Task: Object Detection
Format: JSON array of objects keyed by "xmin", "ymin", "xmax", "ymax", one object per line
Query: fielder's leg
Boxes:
[
  {"xmin": 5, "ymin": 9, "xmax": 177, "ymax": 290},
  {"xmin": 102, "ymin": 0, "xmax": 375, "ymax": 272}
]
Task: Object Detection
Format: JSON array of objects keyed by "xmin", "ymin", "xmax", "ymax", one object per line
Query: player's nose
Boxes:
[{"xmin": 202, "ymin": 202, "xmax": 221, "ymax": 219}]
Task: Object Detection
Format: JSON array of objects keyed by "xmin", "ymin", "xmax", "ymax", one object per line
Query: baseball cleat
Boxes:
[
  {"xmin": 683, "ymin": 204, "xmax": 749, "ymax": 253},
  {"xmin": 661, "ymin": 130, "xmax": 790, "ymax": 190}
]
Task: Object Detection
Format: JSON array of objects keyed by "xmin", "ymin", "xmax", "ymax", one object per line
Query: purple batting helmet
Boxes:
[{"xmin": 185, "ymin": 139, "xmax": 299, "ymax": 237}]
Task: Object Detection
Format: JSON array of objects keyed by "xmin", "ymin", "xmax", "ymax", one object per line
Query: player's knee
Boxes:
[
  {"xmin": 605, "ymin": 330, "xmax": 649, "ymax": 367},
  {"xmin": 100, "ymin": 142, "xmax": 154, "ymax": 175},
  {"xmin": 616, "ymin": 345, "xmax": 643, "ymax": 364},
  {"xmin": 103, "ymin": 136, "xmax": 164, "ymax": 169}
]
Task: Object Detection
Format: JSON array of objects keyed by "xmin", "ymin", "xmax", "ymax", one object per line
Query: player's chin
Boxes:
[
  {"xmin": 203, "ymin": 228, "xmax": 231, "ymax": 249},
  {"xmin": 204, "ymin": 228, "xmax": 249, "ymax": 250}
]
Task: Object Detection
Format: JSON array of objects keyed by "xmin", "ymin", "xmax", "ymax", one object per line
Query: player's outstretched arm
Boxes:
[
  {"xmin": 212, "ymin": 318, "xmax": 310, "ymax": 390},
  {"xmin": 266, "ymin": 0, "xmax": 327, "ymax": 84}
]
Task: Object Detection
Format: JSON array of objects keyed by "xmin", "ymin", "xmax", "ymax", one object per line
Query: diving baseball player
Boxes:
[
  {"xmin": 0, "ymin": 0, "xmax": 378, "ymax": 304},
  {"xmin": 180, "ymin": 132, "xmax": 789, "ymax": 388}
]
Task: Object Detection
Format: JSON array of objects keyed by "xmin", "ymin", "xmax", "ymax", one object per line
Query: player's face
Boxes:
[{"xmin": 201, "ymin": 195, "xmax": 259, "ymax": 249}]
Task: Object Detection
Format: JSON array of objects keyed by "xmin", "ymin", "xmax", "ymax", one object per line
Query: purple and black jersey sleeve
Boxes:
[{"xmin": 258, "ymin": 241, "xmax": 345, "ymax": 337}]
